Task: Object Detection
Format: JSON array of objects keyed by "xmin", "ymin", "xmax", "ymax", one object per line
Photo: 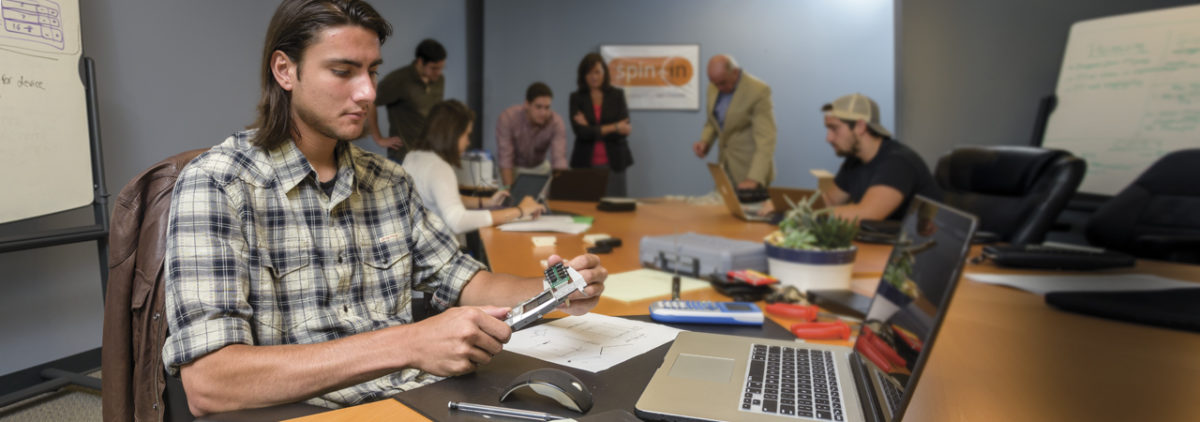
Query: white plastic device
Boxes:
[{"xmin": 504, "ymin": 263, "xmax": 588, "ymax": 330}]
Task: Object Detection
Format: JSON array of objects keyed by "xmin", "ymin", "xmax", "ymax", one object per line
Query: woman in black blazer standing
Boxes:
[{"xmin": 569, "ymin": 53, "xmax": 633, "ymax": 197}]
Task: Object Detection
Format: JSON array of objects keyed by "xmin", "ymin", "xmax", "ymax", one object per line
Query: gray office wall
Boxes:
[
  {"xmin": 896, "ymin": 0, "xmax": 1200, "ymax": 165},
  {"xmin": 0, "ymin": 0, "xmax": 467, "ymax": 377},
  {"xmin": 481, "ymin": 0, "xmax": 896, "ymax": 198}
]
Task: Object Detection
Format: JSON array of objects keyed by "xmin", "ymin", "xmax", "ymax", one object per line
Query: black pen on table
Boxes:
[{"xmin": 447, "ymin": 401, "xmax": 566, "ymax": 421}]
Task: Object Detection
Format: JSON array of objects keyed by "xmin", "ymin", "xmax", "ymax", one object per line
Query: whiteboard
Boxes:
[
  {"xmin": 0, "ymin": 0, "xmax": 90, "ymax": 224},
  {"xmin": 1042, "ymin": 4, "xmax": 1200, "ymax": 195}
]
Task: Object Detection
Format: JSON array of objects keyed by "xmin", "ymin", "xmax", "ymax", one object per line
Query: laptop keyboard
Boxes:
[
  {"xmin": 874, "ymin": 366, "xmax": 902, "ymax": 415},
  {"xmin": 741, "ymin": 344, "xmax": 845, "ymax": 421}
]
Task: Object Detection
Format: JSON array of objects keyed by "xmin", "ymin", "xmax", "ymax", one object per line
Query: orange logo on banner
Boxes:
[{"xmin": 609, "ymin": 56, "xmax": 693, "ymax": 87}]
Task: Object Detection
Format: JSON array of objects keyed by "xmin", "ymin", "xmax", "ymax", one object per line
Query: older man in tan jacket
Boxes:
[{"xmin": 693, "ymin": 54, "xmax": 777, "ymax": 189}]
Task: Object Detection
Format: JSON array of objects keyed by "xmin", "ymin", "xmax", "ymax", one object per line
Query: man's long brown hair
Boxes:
[{"xmin": 250, "ymin": 0, "xmax": 392, "ymax": 150}]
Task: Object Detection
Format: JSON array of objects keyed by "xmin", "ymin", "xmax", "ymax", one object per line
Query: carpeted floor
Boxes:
[{"xmin": 0, "ymin": 372, "xmax": 101, "ymax": 422}]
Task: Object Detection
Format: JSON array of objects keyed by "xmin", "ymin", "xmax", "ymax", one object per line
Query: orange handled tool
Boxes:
[
  {"xmin": 861, "ymin": 328, "xmax": 906, "ymax": 367},
  {"xmin": 765, "ymin": 303, "xmax": 819, "ymax": 322},
  {"xmin": 855, "ymin": 337, "xmax": 893, "ymax": 372},
  {"xmin": 789, "ymin": 320, "xmax": 851, "ymax": 340},
  {"xmin": 891, "ymin": 324, "xmax": 924, "ymax": 352}
]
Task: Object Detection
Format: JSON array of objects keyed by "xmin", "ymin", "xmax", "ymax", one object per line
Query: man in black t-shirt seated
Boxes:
[{"xmin": 820, "ymin": 93, "xmax": 941, "ymax": 221}]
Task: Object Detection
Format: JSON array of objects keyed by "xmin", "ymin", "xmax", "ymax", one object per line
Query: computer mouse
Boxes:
[{"xmin": 499, "ymin": 368, "xmax": 594, "ymax": 413}]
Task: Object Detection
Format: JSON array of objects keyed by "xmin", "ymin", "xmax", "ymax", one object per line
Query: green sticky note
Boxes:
[{"xmin": 572, "ymin": 216, "xmax": 595, "ymax": 224}]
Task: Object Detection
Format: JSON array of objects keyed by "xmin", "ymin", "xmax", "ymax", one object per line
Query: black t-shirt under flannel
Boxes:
[{"xmin": 834, "ymin": 138, "xmax": 942, "ymax": 221}]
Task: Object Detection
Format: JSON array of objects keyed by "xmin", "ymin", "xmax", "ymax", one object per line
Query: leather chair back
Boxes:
[
  {"xmin": 1086, "ymin": 149, "xmax": 1200, "ymax": 263},
  {"xmin": 935, "ymin": 146, "xmax": 1085, "ymax": 245}
]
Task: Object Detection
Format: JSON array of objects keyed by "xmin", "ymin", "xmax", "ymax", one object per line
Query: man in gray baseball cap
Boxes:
[{"xmin": 820, "ymin": 93, "xmax": 941, "ymax": 221}]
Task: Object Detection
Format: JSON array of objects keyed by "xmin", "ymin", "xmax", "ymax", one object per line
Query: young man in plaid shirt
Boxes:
[{"xmin": 161, "ymin": 0, "xmax": 606, "ymax": 415}]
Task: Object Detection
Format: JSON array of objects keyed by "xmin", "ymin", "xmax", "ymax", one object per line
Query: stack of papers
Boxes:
[{"xmin": 498, "ymin": 215, "xmax": 591, "ymax": 234}]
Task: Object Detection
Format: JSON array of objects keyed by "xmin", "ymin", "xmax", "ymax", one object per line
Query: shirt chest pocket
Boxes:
[
  {"xmin": 360, "ymin": 234, "xmax": 413, "ymax": 319},
  {"xmin": 253, "ymin": 227, "xmax": 314, "ymax": 336}
]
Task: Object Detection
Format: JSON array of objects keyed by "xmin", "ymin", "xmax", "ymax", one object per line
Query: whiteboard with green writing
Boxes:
[
  {"xmin": 0, "ymin": 0, "xmax": 89, "ymax": 224},
  {"xmin": 1043, "ymin": 4, "xmax": 1200, "ymax": 195}
]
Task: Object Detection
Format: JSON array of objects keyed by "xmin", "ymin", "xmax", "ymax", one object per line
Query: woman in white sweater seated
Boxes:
[{"xmin": 403, "ymin": 100, "xmax": 545, "ymax": 234}]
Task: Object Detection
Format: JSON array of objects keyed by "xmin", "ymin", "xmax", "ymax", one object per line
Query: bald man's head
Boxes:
[{"xmin": 707, "ymin": 54, "xmax": 741, "ymax": 93}]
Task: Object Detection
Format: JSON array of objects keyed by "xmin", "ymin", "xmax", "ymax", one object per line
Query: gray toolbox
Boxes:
[{"xmin": 639, "ymin": 232, "xmax": 767, "ymax": 280}]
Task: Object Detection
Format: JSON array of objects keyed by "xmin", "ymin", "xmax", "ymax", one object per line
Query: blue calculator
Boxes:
[{"xmin": 649, "ymin": 300, "xmax": 764, "ymax": 326}]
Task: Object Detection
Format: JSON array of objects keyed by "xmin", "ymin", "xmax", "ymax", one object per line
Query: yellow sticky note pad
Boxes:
[{"xmin": 603, "ymin": 268, "xmax": 710, "ymax": 303}]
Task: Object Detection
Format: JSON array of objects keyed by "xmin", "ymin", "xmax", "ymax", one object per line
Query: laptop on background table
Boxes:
[
  {"xmin": 636, "ymin": 196, "xmax": 979, "ymax": 422},
  {"xmin": 768, "ymin": 187, "xmax": 826, "ymax": 213},
  {"xmin": 549, "ymin": 168, "xmax": 609, "ymax": 202},
  {"xmin": 708, "ymin": 163, "xmax": 771, "ymax": 222},
  {"xmin": 501, "ymin": 173, "xmax": 552, "ymax": 208}
]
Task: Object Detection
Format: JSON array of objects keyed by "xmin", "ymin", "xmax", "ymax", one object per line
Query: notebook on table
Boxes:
[{"xmin": 636, "ymin": 196, "xmax": 978, "ymax": 422}]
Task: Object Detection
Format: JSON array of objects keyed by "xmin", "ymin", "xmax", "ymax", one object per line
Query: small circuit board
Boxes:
[{"xmin": 504, "ymin": 263, "xmax": 588, "ymax": 330}]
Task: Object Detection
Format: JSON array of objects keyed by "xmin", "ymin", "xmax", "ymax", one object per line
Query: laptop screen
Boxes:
[
  {"xmin": 505, "ymin": 173, "xmax": 550, "ymax": 207},
  {"xmin": 853, "ymin": 196, "xmax": 978, "ymax": 416}
]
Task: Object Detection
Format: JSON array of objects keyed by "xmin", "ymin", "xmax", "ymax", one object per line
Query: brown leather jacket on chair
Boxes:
[{"xmin": 102, "ymin": 149, "xmax": 206, "ymax": 422}]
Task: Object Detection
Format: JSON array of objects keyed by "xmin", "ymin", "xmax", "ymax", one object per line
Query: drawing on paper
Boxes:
[{"xmin": 1, "ymin": 0, "xmax": 66, "ymax": 52}]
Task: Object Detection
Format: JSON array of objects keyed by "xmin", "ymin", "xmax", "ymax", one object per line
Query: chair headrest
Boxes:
[{"xmin": 938, "ymin": 146, "xmax": 1069, "ymax": 196}]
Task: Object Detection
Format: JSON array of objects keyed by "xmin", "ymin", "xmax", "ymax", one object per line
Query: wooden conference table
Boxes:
[
  {"xmin": 486, "ymin": 200, "xmax": 1200, "ymax": 421},
  {"xmin": 214, "ymin": 199, "xmax": 1200, "ymax": 422}
]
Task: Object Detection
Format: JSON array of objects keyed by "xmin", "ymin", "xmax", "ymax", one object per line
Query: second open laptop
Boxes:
[
  {"xmin": 708, "ymin": 163, "xmax": 771, "ymax": 222},
  {"xmin": 636, "ymin": 196, "xmax": 978, "ymax": 422},
  {"xmin": 768, "ymin": 187, "xmax": 826, "ymax": 212},
  {"xmin": 501, "ymin": 173, "xmax": 552, "ymax": 208}
]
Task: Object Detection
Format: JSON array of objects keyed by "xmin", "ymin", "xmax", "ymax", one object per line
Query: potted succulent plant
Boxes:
[{"xmin": 763, "ymin": 194, "xmax": 860, "ymax": 292}]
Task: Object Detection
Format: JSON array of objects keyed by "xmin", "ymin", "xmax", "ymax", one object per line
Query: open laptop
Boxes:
[
  {"xmin": 708, "ymin": 163, "xmax": 771, "ymax": 222},
  {"xmin": 636, "ymin": 196, "xmax": 978, "ymax": 422},
  {"xmin": 549, "ymin": 168, "xmax": 609, "ymax": 202},
  {"xmin": 501, "ymin": 173, "xmax": 552, "ymax": 208},
  {"xmin": 768, "ymin": 187, "xmax": 826, "ymax": 213}
]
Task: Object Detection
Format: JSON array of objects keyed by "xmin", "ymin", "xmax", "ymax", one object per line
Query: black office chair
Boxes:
[
  {"xmin": 548, "ymin": 168, "xmax": 609, "ymax": 202},
  {"xmin": 1086, "ymin": 149, "xmax": 1200, "ymax": 264},
  {"xmin": 935, "ymin": 146, "xmax": 1085, "ymax": 245}
]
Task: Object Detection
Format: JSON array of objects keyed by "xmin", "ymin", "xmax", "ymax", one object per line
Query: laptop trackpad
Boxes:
[{"xmin": 669, "ymin": 354, "xmax": 734, "ymax": 383}]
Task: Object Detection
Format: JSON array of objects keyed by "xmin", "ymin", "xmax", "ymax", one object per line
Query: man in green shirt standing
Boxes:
[{"xmin": 368, "ymin": 38, "xmax": 446, "ymax": 162}]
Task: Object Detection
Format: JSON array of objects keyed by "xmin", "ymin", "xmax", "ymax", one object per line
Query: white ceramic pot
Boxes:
[{"xmin": 765, "ymin": 242, "xmax": 858, "ymax": 293}]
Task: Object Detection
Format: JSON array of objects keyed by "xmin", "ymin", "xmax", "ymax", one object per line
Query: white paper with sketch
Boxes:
[
  {"xmin": 603, "ymin": 268, "xmax": 710, "ymax": 302},
  {"xmin": 505, "ymin": 313, "xmax": 682, "ymax": 372},
  {"xmin": 965, "ymin": 273, "xmax": 1198, "ymax": 295}
]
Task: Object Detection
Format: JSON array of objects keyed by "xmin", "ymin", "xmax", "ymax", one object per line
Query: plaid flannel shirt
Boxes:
[{"xmin": 162, "ymin": 131, "xmax": 485, "ymax": 407}]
